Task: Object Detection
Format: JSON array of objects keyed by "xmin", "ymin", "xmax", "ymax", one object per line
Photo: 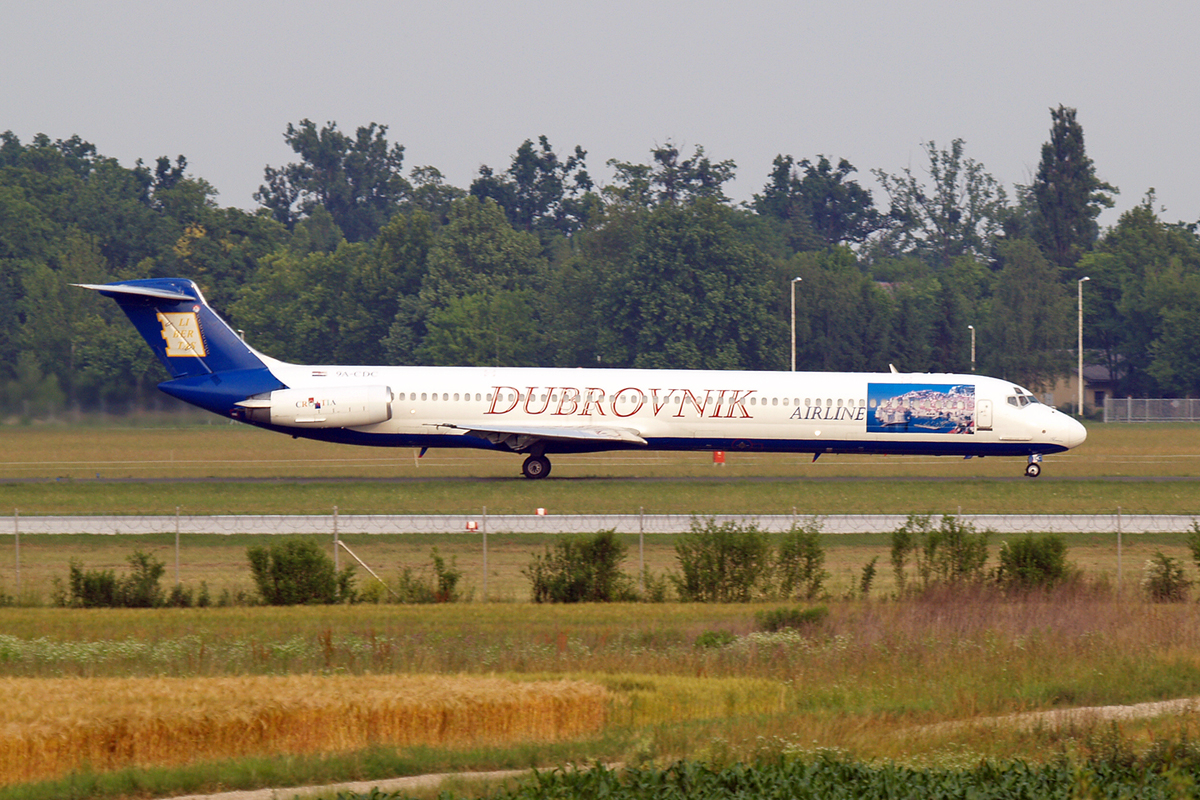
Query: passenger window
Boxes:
[{"xmin": 421, "ymin": 393, "xmax": 427, "ymax": 401}]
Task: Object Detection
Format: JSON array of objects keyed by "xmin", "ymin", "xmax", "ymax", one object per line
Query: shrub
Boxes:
[
  {"xmin": 996, "ymin": 535, "xmax": 1069, "ymax": 592},
  {"xmin": 859, "ymin": 556, "xmax": 879, "ymax": 599},
  {"xmin": 638, "ymin": 568, "xmax": 670, "ymax": 602},
  {"xmin": 61, "ymin": 560, "xmax": 118, "ymax": 608},
  {"xmin": 1186, "ymin": 520, "xmax": 1200, "ymax": 569},
  {"xmin": 246, "ymin": 539, "xmax": 355, "ymax": 605},
  {"xmin": 393, "ymin": 548, "xmax": 466, "ymax": 603},
  {"xmin": 756, "ymin": 605, "xmax": 829, "ymax": 632},
  {"xmin": 891, "ymin": 514, "xmax": 989, "ymax": 592},
  {"xmin": 694, "ymin": 630, "xmax": 738, "ymax": 649},
  {"xmin": 673, "ymin": 518, "xmax": 772, "ymax": 602},
  {"xmin": 166, "ymin": 581, "xmax": 210, "ymax": 608},
  {"xmin": 775, "ymin": 520, "xmax": 828, "ymax": 600},
  {"xmin": 57, "ymin": 550, "xmax": 168, "ymax": 608},
  {"xmin": 119, "ymin": 549, "xmax": 167, "ymax": 608},
  {"xmin": 524, "ymin": 530, "xmax": 634, "ymax": 603},
  {"xmin": 1143, "ymin": 552, "xmax": 1190, "ymax": 603}
]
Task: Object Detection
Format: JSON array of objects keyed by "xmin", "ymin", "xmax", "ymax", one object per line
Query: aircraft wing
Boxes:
[{"xmin": 435, "ymin": 422, "xmax": 648, "ymax": 448}]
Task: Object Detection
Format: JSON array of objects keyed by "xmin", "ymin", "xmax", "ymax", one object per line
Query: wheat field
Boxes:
[{"xmin": 0, "ymin": 674, "xmax": 609, "ymax": 786}]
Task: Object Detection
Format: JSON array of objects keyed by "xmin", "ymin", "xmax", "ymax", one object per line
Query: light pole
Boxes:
[
  {"xmin": 790, "ymin": 277, "xmax": 802, "ymax": 372},
  {"xmin": 968, "ymin": 325, "xmax": 975, "ymax": 372},
  {"xmin": 1078, "ymin": 276, "xmax": 1090, "ymax": 417}
]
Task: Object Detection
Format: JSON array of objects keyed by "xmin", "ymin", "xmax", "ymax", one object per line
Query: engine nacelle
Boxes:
[{"xmin": 238, "ymin": 385, "xmax": 393, "ymax": 429}]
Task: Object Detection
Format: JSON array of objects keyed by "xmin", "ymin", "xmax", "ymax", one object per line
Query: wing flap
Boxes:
[{"xmin": 438, "ymin": 422, "xmax": 648, "ymax": 447}]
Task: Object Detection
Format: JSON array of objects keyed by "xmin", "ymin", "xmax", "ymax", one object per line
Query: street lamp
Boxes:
[
  {"xmin": 790, "ymin": 277, "xmax": 802, "ymax": 371},
  {"xmin": 968, "ymin": 325, "xmax": 975, "ymax": 372},
  {"xmin": 1078, "ymin": 276, "xmax": 1090, "ymax": 417}
]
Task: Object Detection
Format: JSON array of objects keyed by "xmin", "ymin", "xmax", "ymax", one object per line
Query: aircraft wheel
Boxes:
[
  {"xmin": 1024, "ymin": 462, "xmax": 1042, "ymax": 478},
  {"xmin": 522, "ymin": 455, "xmax": 552, "ymax": 480}
]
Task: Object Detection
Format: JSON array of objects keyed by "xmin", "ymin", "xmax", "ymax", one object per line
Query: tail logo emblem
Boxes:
[{"xmin": 156, "ymin": 312, "xmax": 207, "ymax": 357}]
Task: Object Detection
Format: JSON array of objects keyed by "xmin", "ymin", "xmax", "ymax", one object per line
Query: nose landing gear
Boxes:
[{"xmin": 1024, "ymin": 454, "xmax": 1042, "ymax": 478}]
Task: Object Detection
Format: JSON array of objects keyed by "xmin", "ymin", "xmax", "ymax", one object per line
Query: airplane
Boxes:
[{"xmin": 77, "ymin": 278, "xmax": 1087, "ymax": 479}]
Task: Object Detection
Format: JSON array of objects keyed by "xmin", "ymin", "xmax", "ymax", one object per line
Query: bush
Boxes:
[
  {"xmin": 673, "ymin": 518, "xmax": 772, "ymax": 602},
  {"xmin": 1143, "ymin": 551, "xmax": 1190, "ymax": 603},
  {"xmin": 756, "ymin": 605, "xmax": 829, "ymax": 632},
  {"xmin": 891, "ymin": 514, "xmax": 989, "ymax": 593},
  {"xmin": 246, "ymin": 539, "xmax": 355, "ymax": 605},
  {"xmin": 393, "ymin": 548, "xmax": 466, "ymax": 603},
  {"xmin": 120, "ymin": 549, "xmax": 167, "ymax": 608},
  {"xmin": 996, "ymin": 535, "xmax": 1069, "ymax": 592},
  {"xmin": 775, "ymin": 520, "xmax": 828, "ymax": 600},
  {"xmin": 1185, "ymin": 520, "xmax": 1200, "ymax": 570},
  {"xmin": 694, "ymin": 630, "xmax": 738, "ymax": 649},
  {"xmin": 524, "ymin": 529, "xmax": 635, "ymax": 603},
  {"xmin": 859, "ymin": 556, "xmax": 879, "ymax": 599},
  {"xmin": 166, "ymin": 581, "xmax": 211, "ymax": 608},
  {"xmin": 57, "ymin": 550, "xmax": 169, "ymax": 608}
]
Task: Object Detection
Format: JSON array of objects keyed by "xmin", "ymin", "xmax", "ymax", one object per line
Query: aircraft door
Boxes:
[{"xmin": 977, "ymin": 399, "xmax": 993, "ymax": 431}]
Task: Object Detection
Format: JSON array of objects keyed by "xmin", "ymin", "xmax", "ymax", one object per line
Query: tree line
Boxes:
[{"xmin": 3, "ymin": 106, "xmax": 1199, "ymax": 417}]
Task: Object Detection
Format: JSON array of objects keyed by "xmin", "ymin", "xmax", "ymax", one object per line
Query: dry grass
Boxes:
[{"xmin": 0, "ymin": 674, "xmax": 609, "ymax": 786}]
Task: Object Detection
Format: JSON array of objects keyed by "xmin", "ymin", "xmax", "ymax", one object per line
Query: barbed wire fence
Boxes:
[{"xmin": 7, "ymin": 508, "xmax": 1200, "ymax": 600}]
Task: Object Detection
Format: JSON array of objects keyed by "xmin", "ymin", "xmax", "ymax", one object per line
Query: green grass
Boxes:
[
  {"xmin": 2, "ymin": 478, "xmax": 1200, "ymax": 516},
  {"xmin": 2, "ymin": 420, "xmax": 1199, "ymax": 515}
]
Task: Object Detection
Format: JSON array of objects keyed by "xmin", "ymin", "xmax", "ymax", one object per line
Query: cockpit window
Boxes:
[{"xmin": 1007, "ymin": 386, "xmax": 1040, "ymax": 408}]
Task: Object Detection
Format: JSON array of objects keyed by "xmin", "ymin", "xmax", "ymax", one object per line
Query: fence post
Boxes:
[
  {"xmin": 13, "ymin": 509, "xmax": 18, "ymax": 598},
  {"xmin": 482, "ymin": 505, "xmax": 488, "ymax": 602},
  {"xmin": 175, "ymin": 506, "xmax": 181, "ymax": 586},
  {"xmin": 333, "ymin": 506, "xmax": 340, "ymax": 572},
  {"xmin": 1116, "ymin": 506, "xmax": 1122, "ymax": 594},
  {"xmin": 638, "ymin": 506, "xmax": 644, "ymax": 594}
]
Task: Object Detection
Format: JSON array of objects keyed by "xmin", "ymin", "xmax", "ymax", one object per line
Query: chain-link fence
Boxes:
[
  {"xmin": 10, "ymin": 510, "xmax": 1200, "ymax": 535},
  {"xmin": 1105, "ymin": 397, "xmax": 1200, "ymax": 423},
  {"xmin": 6, "ymin": 509, "xmax": 1198, "ymax": 601}
]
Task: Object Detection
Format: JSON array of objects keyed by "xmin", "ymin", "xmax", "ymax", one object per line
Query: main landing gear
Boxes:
[
  {"xmin": 522, "ymin": 454, "xmax": 551, "ymax": 480},
  {"xmin": 1024, "ymin": 454, "xmax": 1042, "ymax": 478}
]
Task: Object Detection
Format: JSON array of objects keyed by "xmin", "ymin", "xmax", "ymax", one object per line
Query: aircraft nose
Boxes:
[{"xmin": 1063, "ymin": 415, "xmax": 1087, "ymax": 449}]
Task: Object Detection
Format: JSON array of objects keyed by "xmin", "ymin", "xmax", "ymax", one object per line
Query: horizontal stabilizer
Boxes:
[{"xmin": 73, "ymin": 283, "xmax": 197, "ymax": 302}]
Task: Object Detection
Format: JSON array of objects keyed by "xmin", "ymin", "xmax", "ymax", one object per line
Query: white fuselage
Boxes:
[{"xmin": 259, "ymin": 358, "xmax": 1086, "ymax": 460}]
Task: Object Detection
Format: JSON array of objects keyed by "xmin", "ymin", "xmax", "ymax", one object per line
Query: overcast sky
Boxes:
[{"xmin": 5, "ymin": 1, "xmax": 1197, "ymax": 228}]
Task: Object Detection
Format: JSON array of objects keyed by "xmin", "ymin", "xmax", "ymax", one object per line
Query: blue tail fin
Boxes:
[
  {"xmin": 76, "ymin": 278, "xmax": 266, "ymax": 377},
  {"xmin": 77, "ymin": 278, "xmax": 285, "ymax": 414}
]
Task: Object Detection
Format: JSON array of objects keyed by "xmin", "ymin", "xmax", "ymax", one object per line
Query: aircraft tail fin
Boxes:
[{"xmin": 75, "ymin": 278, "xmax": 267, "ymax": 378}]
